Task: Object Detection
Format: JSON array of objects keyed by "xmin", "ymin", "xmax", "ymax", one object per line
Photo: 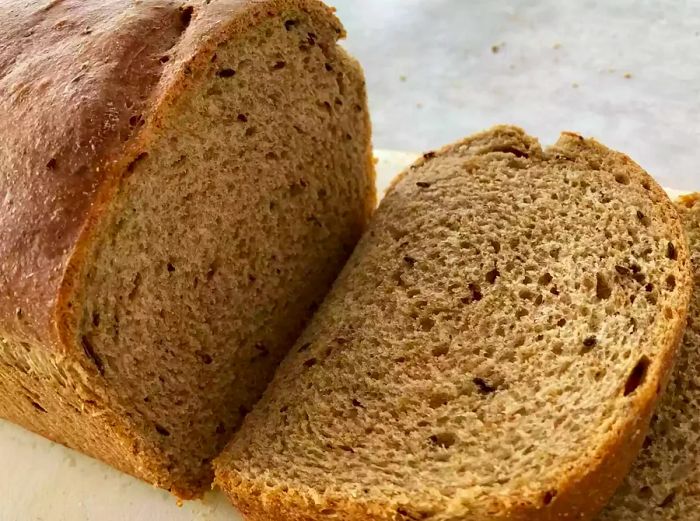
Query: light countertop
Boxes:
[{"xmin": 334, "ymin": 0, "xmax": 700, "ymax": 192}]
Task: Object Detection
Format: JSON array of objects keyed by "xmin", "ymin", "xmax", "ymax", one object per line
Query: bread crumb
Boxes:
[
  {"xmin": 491, "ymin": 43, "xmax": 504, "ymax": 54},
  {"xmin": 400, "ymin": 75, "xmax": 407, "ymax": 82},
  {"xmin": 572, "ymin": 82, "xmax": 579, "ymax": 88},
  {"xmin": 553, "ymin": 43, "xmax": 561, "ymax": 50},
  {"xmin": 624, "ymin": 72, "xmax": 632, "ymax": 79}
]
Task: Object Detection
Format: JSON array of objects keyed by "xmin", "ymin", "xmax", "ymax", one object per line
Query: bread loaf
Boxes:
[
  {"xmin": 215, "ymin": 126, "xmax": 691, "ymax": 520},
  {"xmin": 0, "ymin": 0, "xmax": 374, "ymax": 498},
  {"xmin": 597, "ymin": 193, "xmax": 700, "ymax": 520}
]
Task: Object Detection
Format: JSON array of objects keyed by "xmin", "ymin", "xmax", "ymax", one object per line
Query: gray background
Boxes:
[{"xmin": 333, "ymin": 0, "xmax": 700, "ymax": 191}]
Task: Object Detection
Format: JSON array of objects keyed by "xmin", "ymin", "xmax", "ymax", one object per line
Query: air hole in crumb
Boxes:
[
  {"xmin": 432, "ymin": 345, "xmax": 449, "ymax": 357},
  {"xmin": 485, "ymin": 267, "xmax": 500, "ymax": 284},
  {"xmin": 159, "ymin": 55, "xmax": 170, "ymax": 63},
  {"xmin": 46, "ymin": 158, "xmax": 57, "ymax": 170},
  {"xmin": 518, "ymin": 288, "xmax": 535, "ymax": 300},
  {"xmin": 539, "ymin": 273, "xmax": 553, "ymax": 285},
  {"xmin": 515, "ymin": 308, "xmax": 528, "ymax": 319},
  {"xmin": 467, "ymin": 283, "xmax": 482, "ymax": 302},
  {"xmin": 31, "ymin": 401, "xmax": 47, "ymax": 413},
  {"xmin": 155, "ymin": 424, "xmax": 170, "ymax": 436},
  {"xmin": 179, "ymin": 5, "xmax": 194, "ymax": 28},
  {"xmin": 200, "ymin": 353, "xmax": 213, "ymax": 364},
  {"xmin": 167, "ymin": 263, "xmax": 175, "ymax": 272},
  {"xmin": 254, "ymin": 342, "xmax": 269, "ymax": 357},
  {"xmin": 557, "ymin": 318, "xmax": 567, "ymax": 327},
  {"xmin": 245, "ymin": 126, "xmax": 256, "ymax": 137},
  {"xmin": 429, "ymin": 432, "xmax": 456, "ymax": 448},
  {"xmin": 473, "ymin": 377, "xmax": 496, "ymax": 394},
  {"xmin": 416, "ymin": 181, "xmax": 431, "ymax": 188},
  {"xmin": 615, "ymin": 173, "xmax": 630, "ymax": 185},
  {"xmin": 206, "ymin": 262, "xmax": 218, "ymax": 281},
  {"xmin": 491, "ymin": 240, "xmax": 501, "ymax": 253},
  {"xmin": 624, "ymin": 356, "xmax": 650, "ymax": 396},
  {"xmin": 351, "ymin": 398, "xmax": 365, "ymax": 408},
  {"xmin": 284, "ymin": 19, "xmax": 298, "ymax": 30},
  {"xmin": 543, "ymin": 490, "xmax": 557, "ymax": 505},
  {"xmin": 666, "ymin": 275, "xmax": 676, "ymax": 290},
  {"xmin": 615, "ymin": 265, "xmax": 630, "ymax": 276},
  {"xmin": 633, "ymin": 272, "xmax": 646, "ymax": 285},
  {"xmin": 596, "ymin": 272, "xmax": 612, "ymax": 299},
  {"xmin": 642, "ymin": 180, "xmax": 651, "ymax": 190},
  {"xmin": 92, "ymin": 312, "xmax": 100, "ymax": 327},
  {"xmin": 325, "ymin": 62, "xmax": 333, "ymax": 71},
  {"xmin": 659, "ymin": 491, "xmax": 676, "ymax": 508},
  {"xmin": 638, "ymin": 486, "xmax": 653, "ymax": 499},
  {"xmin": 272, "ymin": 61, "xmax": 286, "ymax": 70},
  {"xmin": 298, "ymin": 342, "xmax": 311, "ymax": 353},
  {"xmin": 217, "ymin": 68, "xmax": 236, "ymax": 78},
  {"xmin": 237, "ymin": 113, "xmax": 248, "ymax": 122},
  {"xmin": 667, "ymin": 242, "xmax": 677, "ymax": 260},
  {"xmin": 303, "ymin": 358, "xmax": 317, "ymax": 368},
  {"xmin": 582, "ymin": 336, "xmax": 597, "ymax": 349},
  {"xmin": 645, "ymin": 283, "xmax": 654, "ymax": 292},
  {"xmin": 81, "ymin": 336, "xmax": 104, "ymax": 375},
  {"xmin": 403, "ymin": 255, "xmax": 417, "ymax": 267},
  {"xmin": 419, "ymin": 317, "xmax": 435, "ymax": 332},
  {"xmin": 636, "ymin": 210, "xmax": 651, "ymax": 227}
]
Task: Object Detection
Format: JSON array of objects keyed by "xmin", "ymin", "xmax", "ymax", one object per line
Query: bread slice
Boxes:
[
  {"xmin": 0, "ymin": 0, "xmax": 374, "ymax": 498},
  {"xmin": 215, "ymin": 126, "xmax": 692, "ymax": 520},
  {"xmin": 597, "ymin": 193, "xmax": 700, "ymax": 520}
]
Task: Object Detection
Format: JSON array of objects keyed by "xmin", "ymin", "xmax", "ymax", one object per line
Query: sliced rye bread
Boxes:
[
  {"xmin": 0, "ymin": 0, "xmax": 374, "ymax": 498},
  {"xmin": 214, "ymin": 126, "xmax": 693, "ymax": 521},
  {"xmin": 597, "ymin": 193, "xmax": 700, "ymax": 520}
]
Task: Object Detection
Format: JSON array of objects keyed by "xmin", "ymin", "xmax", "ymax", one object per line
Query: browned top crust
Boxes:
[{"xmin": 0, "ymin": 0, "xmax": 341, "ymax": 349}]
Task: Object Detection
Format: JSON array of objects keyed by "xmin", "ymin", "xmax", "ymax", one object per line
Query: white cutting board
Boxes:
[{"xmin": 0, "ymin": 149, "xmax": 690, "ymax": 521}]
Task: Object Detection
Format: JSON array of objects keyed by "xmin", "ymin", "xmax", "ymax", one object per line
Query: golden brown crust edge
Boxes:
[{"xmin": 215, "ymin": 127, "xmax": 693, "ymax": 520}]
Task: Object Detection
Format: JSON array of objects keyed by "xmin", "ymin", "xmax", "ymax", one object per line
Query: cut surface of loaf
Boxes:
[
  {"xmin": 0, "ymin": 0, "xmax": 374, "ymax": 497},
  {"xmin": 597, "ymin": 193, "xmax": 700, "ymax": 521},
  {"xmin": 215, "ymin": 126, "xmax": 691, "ymax": 521}
]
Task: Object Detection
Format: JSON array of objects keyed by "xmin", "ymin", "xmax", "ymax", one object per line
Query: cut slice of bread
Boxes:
[
  {"xmin": 0, "ymin": 0, "xmax": 374, "ymax": 498},
  {"xmin": 214, "ymin": 126, "xmax": 692, "ymax": 521},
  {"xmin": 597, "ymin": 193, "xmax": 700, "ymax": 520}
]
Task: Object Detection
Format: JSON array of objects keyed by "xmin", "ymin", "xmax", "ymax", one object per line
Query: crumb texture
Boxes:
[
  {"xmin": 598, "ymin": 193, "xmax": 700, "ymax": 521},
  {"xmin": 216, "ymin": 126, "xmax": 691, "ymax": 520},
  {"xmin": 0, "ymin": 2, "xmax": 373, "ymax": 496}
]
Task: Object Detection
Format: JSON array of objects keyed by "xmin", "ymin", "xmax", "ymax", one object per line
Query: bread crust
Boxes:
[
  {"xmin": 215, "ymin": 126, "xmax": 693, "ymax": 520},
  {"xmin": 0, "ymin": 0, "xmax": 372, "ymax": 498}
]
